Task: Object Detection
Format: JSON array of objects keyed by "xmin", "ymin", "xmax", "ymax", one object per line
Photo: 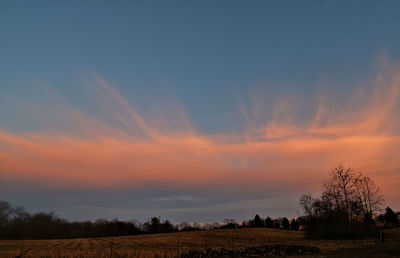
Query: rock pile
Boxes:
[{"xmin": 181, "ymin": 244, "xmax": 320, "ymax": 257}]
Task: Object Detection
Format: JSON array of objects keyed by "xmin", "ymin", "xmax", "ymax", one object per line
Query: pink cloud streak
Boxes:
[{"xmin": 0, "ymin": 60, "xmax": 399, "ymax": 207}]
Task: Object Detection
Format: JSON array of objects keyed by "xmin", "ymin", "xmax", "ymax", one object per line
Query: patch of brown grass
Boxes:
[{"xmin": 0, "ymin": 227, "xmax": 399, "ymax": 257}]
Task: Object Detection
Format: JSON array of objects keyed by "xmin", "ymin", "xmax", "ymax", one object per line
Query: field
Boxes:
[{"xmin": 1, "ymin": 227, "xmax": 399, "ymax": 257}]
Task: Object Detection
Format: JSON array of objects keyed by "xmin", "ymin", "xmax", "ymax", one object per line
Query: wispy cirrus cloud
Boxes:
[{"xmin": 0, "ymin": 59, "xmax": 399, "ymax": 212}]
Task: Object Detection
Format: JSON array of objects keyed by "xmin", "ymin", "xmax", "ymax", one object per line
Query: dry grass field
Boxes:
[{"xmin": 0, "ymin": 227, "xmax": 399, "ymax": 257}]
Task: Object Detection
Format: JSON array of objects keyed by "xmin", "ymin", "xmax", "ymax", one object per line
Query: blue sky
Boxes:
[
  {"xmin": 1, "ymin": 1, "xmax": 400, "ymax": 222},
  {"xmin": 2, "ymin": 0, "xmax": 400, "ymax": 131}
]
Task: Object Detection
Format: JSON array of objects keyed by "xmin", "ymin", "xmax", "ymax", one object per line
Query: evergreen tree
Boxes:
[
  {"xmin": 384, "ymin": 207, "xmax": 399, "ymax": 226},
  {"xmin": 253, "ymin": 214, "xmax": 264, "ymax": 227},
  {"xmin": 282, "ymin": 217, "xmax": 290, "ymax": 230},
  {"xmin": 290, "ymin": 219, "xmax": 299, "ymax": 230},
  {"xmin": 265, "ymin": 217, "xmax": 273, "ymax": 228}
]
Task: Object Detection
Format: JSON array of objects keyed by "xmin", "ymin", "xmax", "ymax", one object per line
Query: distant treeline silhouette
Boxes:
[
  {"xmin": 1, "ymin": 165, "xmax": 398, "ymax": 240},
  {"xmin": 0, "ymin": 200, "xmax": 304, "ymax": 239},
  {"xmin": 0, "ymin": 202, "xmax": 306, "ymax": 240},
  {"xmin": 0, "ymin": 198, "xmax": 397, "ymax": 240}
]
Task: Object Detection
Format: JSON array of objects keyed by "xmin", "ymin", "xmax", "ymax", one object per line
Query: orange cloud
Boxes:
[{"xmin": 0, "ymin": 61, "xmax": 399, "ymax": 207}]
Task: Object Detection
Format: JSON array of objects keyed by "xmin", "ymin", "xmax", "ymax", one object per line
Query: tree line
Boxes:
[
  {"xmin": 0, "ymin": 200, "xmax": 301, "ymax": 240},
  {"xmin": 0, "ymin": 165, "xmax": 398, "ymax": 240},
  {"xmin": 0, "ymin": 202, "xmax": 177, "ymax": 239},
  {"xmin": 0, "ymin": 201, "xmax": 305, "ymax": 239}
]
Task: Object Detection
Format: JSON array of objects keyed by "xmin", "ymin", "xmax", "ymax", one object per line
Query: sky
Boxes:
[{"xmin": 1, "ymin": 0, "xmax": 400, "ymax": 223}]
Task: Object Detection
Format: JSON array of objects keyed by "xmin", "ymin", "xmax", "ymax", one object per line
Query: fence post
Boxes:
[
  {"xmin": 204, "ymin": 231, "xmax": 207, "ymax": 250},
  {"xmin": 231, "ymin": 231, "xmax": 234, "ymax": 257},
  {"xmin": 109, "ymin": 236, "xmax": 114, "ymax": 258},
  {"xmin": 176, "ymin": 233, "xmax": 180, "ymax": 258},
  {"xmin": 17, "ymin": 239, "xmax": 24, "ymax": 258}
]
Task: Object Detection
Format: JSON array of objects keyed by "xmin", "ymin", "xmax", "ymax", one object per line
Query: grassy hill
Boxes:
[{"xmin": 1, "ymin": 227, "xmax": 399, "ymax": 257}]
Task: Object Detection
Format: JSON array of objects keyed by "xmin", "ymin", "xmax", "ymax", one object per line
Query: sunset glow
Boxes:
[
  {"xmin": 1, "ymin": 1, "xmax": 399, "ymax": 222},
  {"xmin": 1, "ymin": 60, "xmax": 400, "ymax": 214}
]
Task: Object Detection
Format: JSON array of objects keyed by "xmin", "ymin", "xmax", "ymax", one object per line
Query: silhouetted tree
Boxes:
[
  {"xmin": 0, "ymin": 201, "xmax": 11, "ymax": 227},
  {"xmin": 323, "ymin": 165, "xmax": 360, "ymax": 230},
  {"xmin": 299, "ymin": 195, "xmax": 314, "ymax": 217},
  {"xmin": 150, "ymin": 217, "xmax": 161, "ymax": 233},
  {"xmin": 192, "ymin": 222, "xmax": 201, "ymax": 231},
  {"xmin": 265, "ymin": 217, "xmax": 273, "ymax": 228},
  {"xmin": 211, "ymin": 222, "xmax": 220, "ymax": 229},
  {"xmin": 299, "ymin": 165, "xmax": 385, "ymax": 238},
  {"xmin": 290, "ymin": 219, "xmax": 299, "ymax": 230},
  {"xmin": 141, "ymin": 217, "xmax": 177, "ymax": 233},
  {"xmin": 383, "ymin": 207, "xmax": 399, "ymax": 226},
  {"xmin": 253, "ymin": 214, "xmax": 263, "ymax": 227},
  {"xmin": 354, "ymin": 175, "xmax": 384, "ymax": 221},
  {"xmin": 178, "ymin": 222, "xmax": 192, "ymax": 231},
  {"xmin": 222, "ymin": 219, "xmax": 239, "ymax": 229},
  {"xmin": 163, "ymin": 220, "xmax": 174, "ymax": 232},
  {"xmin": 282, "ymin": 217, "xmax": 290, "ymax": 230}
]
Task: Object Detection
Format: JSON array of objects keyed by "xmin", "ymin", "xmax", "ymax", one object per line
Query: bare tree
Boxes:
[
  {"xmin": 300, "ymin": 194, "xmax": 314, "ymax": 216},
  {"xmin": 354, "ymin": 175, "xmax": 384, "ymax": 220},
  {"xmin": 322, "ymin": 165, "xmax": 361, "ymax": 230},
  {"xmin": 0, "ymin": 201, "xmax": 11, "ymax": 226},
  {"xmin": 300, "ymin": 165, "xmax": 385, "ymax": 237}
]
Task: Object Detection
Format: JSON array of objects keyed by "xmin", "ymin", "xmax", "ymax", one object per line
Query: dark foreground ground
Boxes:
[{"xmin": 0, "ymin": 227, "xmax": 399, "ymax": 257}]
